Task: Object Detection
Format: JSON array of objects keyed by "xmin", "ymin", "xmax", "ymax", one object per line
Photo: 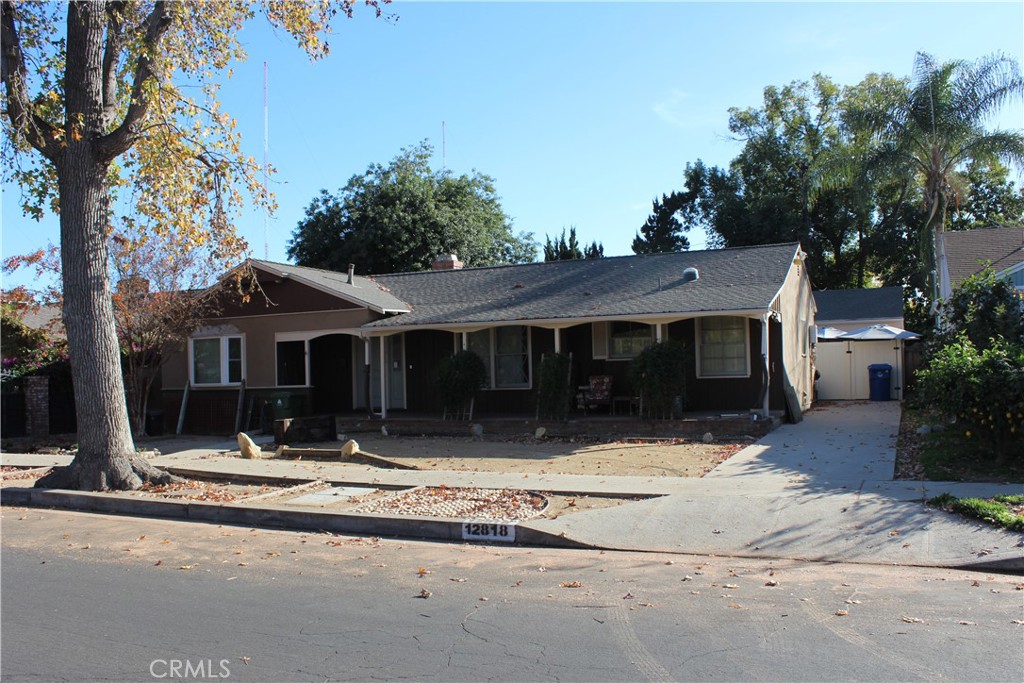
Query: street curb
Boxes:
[
  {"xmin": 3, "ymin": 486, "xmax": 1019, "ymax": 572},
  {"xmin": 0, "ymin": 486, "xmax": 596, "ymax": 550}
]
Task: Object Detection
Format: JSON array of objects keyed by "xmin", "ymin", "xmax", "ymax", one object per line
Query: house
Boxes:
[
  {"xmin": 937, "ymin": 226, "xmax": 1024, "ymax": 300},
  {"xmin": 813, "ymin": 287, "xmax": 910, "ymax": 401},
  {"xmin": 159, "ymin": 243, "xmax": 817, "ymax": 434}
]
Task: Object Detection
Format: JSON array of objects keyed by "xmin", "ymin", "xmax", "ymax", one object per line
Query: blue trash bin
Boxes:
[{"xmin": 868, "ymin": 364, "xmax": 892, "ymax": 401}]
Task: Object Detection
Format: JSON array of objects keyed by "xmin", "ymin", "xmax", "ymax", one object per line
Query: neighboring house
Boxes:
[
  {"xmin": 813, "ymin": 287, "xmax": 910, "ymax": 401},
  {"xmin": 937, "ymin": 226, "xmax": 1024, "ymax": 301},
  {"xmin": 160, "ymin": 243, "xmax": 817, "ymax": 434}
]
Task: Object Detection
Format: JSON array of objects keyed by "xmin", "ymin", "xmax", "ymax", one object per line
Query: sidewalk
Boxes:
[{"xmin": 2, "ymin": 402, "xmax": 1021, "ymax": 570}]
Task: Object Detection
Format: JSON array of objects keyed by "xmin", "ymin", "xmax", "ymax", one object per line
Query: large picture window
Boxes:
[
  {"xmin": 191, "ymin": 336, "xmax": 243, "ymax": 385},
  {"xmin": 698, "ymin": 317, "xmax": 749, "ymax": 377},
  {"xmin": 464, "ymin": 326, "xmax": 531, "ymax": 389}
]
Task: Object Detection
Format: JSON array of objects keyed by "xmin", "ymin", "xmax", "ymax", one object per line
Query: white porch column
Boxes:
[
  {"xmin": 761, "ymin": 313, "xmax": 771, "ymax": 417},
  {"xmin": 554, "ymin": 328, "xmax": 561, "ymax": 354},
  {"xmin": 379, "ymin": 335, "xmax": 388, "ymax": 419},
  {"xmin": 363, "ymin": 337, "xmax": 372, "ymax": 414},
  {"xmin": 655, "ymin": 323, "xmax": 663, "ymax": 343},
  {"xmin": 461, "ymin": 332, "xmax": 468, "ymax": 351}
]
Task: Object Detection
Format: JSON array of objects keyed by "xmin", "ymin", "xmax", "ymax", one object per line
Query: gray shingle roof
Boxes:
[
  {"xmin": 941, "ymin": 227, "xmax": 1024, "ymax": 284},
  {"xmin": 250, "ymin": 259, "xmax": 411, "ymax": 313},
  {"xmin": 814, "ymin": 287, "xmax": 904, "ymax": 324},
  {"xmin": 365, "ymin": 243, "xmax": 801, "ymax": 329}
]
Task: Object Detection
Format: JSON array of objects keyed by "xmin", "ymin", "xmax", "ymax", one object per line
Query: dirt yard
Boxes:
[{"xmin": 293, "ymin": 434, "xmax": 752, "ymax": 478}]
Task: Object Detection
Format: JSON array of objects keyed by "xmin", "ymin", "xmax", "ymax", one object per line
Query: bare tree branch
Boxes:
[
  {"xmin": 96, "ymin": 0, "xmax": 173, "ymax": 162},
  {"xmin": 0, "ymin": 0, "xmax": 61, "ymax": 160}
]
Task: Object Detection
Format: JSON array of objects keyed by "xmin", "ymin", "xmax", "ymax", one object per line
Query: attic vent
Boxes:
[{"xmin": 682, "ymin": 267, "xmax": 700, "ymax": 283}]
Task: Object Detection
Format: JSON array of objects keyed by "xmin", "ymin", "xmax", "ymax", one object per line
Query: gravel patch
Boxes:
[{"xmin": 350, "ymin": 486, "xmax": 547, "ymax": 522}]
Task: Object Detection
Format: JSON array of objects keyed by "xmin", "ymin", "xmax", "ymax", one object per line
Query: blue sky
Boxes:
[{"xmin": 3, "ymin": 1, "xmax": 1023, "ymax": 290}]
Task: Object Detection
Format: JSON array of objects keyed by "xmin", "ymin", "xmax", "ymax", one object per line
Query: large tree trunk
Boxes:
[{"xmin": 35, "ymin": 1, "xmax": 175, "ymax": 491}]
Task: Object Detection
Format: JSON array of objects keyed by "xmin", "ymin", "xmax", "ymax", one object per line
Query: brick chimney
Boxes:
[{"xmin": 431, "ymin": 253, "xmax": 464, "ymax": 271}]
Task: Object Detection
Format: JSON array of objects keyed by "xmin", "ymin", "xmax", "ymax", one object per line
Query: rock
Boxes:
[
  {"xmin": 702, "ymin": 432, "xmax": 714, "ymax": 444},
  {"xmin": 534, "ymin": 427, "xmax": 547, "ymax": 439},
  {"xmin": 915, "ymin": 425, "xmax": 933, "ymax": 435},
  {"xmin": 341, "ymin": 439, "xmax": 360, "ymax": 457},
  {"xmin": 470, "ymin": 423, "xmax": 484, "ymax": 439},
  {"xmin": 381, "ymin": 425, "xmax": 389, "ymax": 437},
  {"xmin": 237, "ymin": 432, "xmax": 263, "ymax": 459}
]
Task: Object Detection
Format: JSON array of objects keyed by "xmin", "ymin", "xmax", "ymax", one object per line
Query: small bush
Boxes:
[
  {"xmin": 434, "ymin": 350, "xmax": 488, "ymax": 416},
  {"xmin": 536, "ymin": 353, "xmax": 572, "ymax": 420},
  {"xmin": 631, "ymin": 341, "xmax": 688, "ymax": 419}
]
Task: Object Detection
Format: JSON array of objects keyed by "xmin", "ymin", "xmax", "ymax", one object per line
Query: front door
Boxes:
[{"xmin": 356, "ymin": 335, "xmax": 406, "ymax": 411}]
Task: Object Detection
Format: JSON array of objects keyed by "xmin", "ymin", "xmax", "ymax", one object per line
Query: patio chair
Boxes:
[{"xmin": 576, "ymin": 374, "xmax": 612, "ymax": 414}]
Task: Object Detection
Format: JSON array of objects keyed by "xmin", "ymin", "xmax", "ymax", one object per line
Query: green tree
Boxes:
[
  {"xmin": 864, "ymin": 52, "xmax": 1024, "ymax": 302},
  {"xmin": 543, "ymin": 227, "xmax": 583, "ymax": 261},
  {"xmin": 288, "ymin": 142, "xmax": 536, "ymax": 273},
  {"xmin": 1, "ymin": 1, "xmax": 387, "ymax": 490},
  {"xmin": 632, "ymin": 182, "xmax": 696, "ymax": 254},
  {"xmin": 948, "ymin": 159, "xmax": 1024, "ymax": 231}
]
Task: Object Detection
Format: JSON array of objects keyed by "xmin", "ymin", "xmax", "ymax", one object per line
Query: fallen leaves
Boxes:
[
  {"xmin": 560, "ymin": 581, "xmax": 583, "ymax": 588},
  {"xmin": 900, "ymin": 616, "xmax": 924, "ymax": 624},
  {"xmin": 417, "ymin": 589, "xmax": 432, "ymax": 599}
]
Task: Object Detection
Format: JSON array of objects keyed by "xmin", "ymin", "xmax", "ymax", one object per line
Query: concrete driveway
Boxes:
[{"xmin": 526, "ymin": 401, "xmax": 1023, "ymax": 569}]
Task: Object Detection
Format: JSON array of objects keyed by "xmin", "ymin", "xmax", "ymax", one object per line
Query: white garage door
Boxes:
[{"xmin": 816, "ymin": 340, "xmax": 905, "ymax": 400}]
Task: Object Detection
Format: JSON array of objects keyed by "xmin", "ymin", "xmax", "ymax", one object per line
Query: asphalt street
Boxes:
[{"xmin": 3, "ymin": 509, "xmax": 1022, "ymax": 682}]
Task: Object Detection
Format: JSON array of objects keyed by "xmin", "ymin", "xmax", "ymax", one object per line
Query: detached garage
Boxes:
[{"xmin": 813, "ymin": 288, "xmax": 915, "ymax": 401}]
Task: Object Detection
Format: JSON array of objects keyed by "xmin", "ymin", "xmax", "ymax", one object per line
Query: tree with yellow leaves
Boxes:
[{"xmin": 1, "ymin": 0, "xmax": 387, "ymax": 490}]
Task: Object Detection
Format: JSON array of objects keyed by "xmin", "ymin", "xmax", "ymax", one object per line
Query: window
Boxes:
[
  {"xmin": 609, "ymin": 321, "xmax": 654, "ymax": 358},
  {"xmin": 191, "ymin": 336, "xmax": 243, "ymax": 385},
  {"xmin": 463, "ymin": 326, "xmax": 531, "ymax": 389},
  {"xmin": 494, "ymin": 326, "xmax": 529, "ymax": 388},
  {"xmin": 698, "ymin": 317, "xmax": 749, "ymax": 377},
  {"xmin": 276, "ymin": 340, "xmax": 307, "ymax": 386}
]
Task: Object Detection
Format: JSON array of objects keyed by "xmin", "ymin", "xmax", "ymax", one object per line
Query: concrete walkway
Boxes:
[{"xmin": 2, "ymin": 402, "xmax": 1021, "ymax": 569}]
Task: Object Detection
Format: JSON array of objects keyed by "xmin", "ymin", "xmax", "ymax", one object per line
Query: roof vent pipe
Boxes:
[
  {"xmin": 347, "ymin": 264, "xmax": 355, "ymax": 285},
  {"xmin": 682, "ymin": 267, "xmax": 699, "ymax": 283}
]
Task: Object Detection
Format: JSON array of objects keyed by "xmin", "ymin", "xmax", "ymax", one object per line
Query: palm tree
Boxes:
[{"xmin": 873, "ymin": 52, "xmax": 1024, "ymax": 304}]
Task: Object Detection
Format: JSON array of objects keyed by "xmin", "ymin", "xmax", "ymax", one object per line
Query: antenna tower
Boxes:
[{"xmin": 263, "ymin": 61, "xmax": 269, "ymax": 260}]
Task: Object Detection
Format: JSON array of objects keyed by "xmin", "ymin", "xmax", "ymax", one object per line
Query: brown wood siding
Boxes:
[
  {"xmin": 402, "ymin": 327, "xmax": 557, "ymax": 415},
  {"xmin": 664, "ymin": 318, "xmax": 783, "ymax": 412},
  {"xmin": 217, "ymin": 276, "xmax": 361, "ymax": 318}
]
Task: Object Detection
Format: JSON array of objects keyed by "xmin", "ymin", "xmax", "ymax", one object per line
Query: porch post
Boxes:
[
  {"xmin": 655, "ymin": 323, "xmax": 663, "ymax": 343},
  {"xmin": 379, "ymin": 335, "xmax": 388, "ymax": 419},
  {"xmin": 554, "ymin": 327, "xmax": 561, "ymax": 354},
  {"xmin": 761, "ymin": 313, "xmax": 770, "ymax": 417},
  {"xmin": 363, "ymin": 337, "xmax": 372, "ymax": 415},
  {"xmin": 461, "ymin": 332, "xmax": 468, "ymax": 351}
]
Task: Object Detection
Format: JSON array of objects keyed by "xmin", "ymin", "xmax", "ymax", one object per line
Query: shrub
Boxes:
[
  {"xmin": 536, "ymin": 353, "xmax": 572, "ymax": 420},
  {"xmin": 434, "ymin": 350, "xmax": 488, "ymax": 417},
  {"xmin": 935, "ymin": 267, "xmax": 1024, "ymax": 350},
  {"xmin": 631, "ymin": 341, "xmax": 688, "ymax": 419},
  {"xmin": 916, "ymin": 334, "xmax": 1024, "ymax": 462}
]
